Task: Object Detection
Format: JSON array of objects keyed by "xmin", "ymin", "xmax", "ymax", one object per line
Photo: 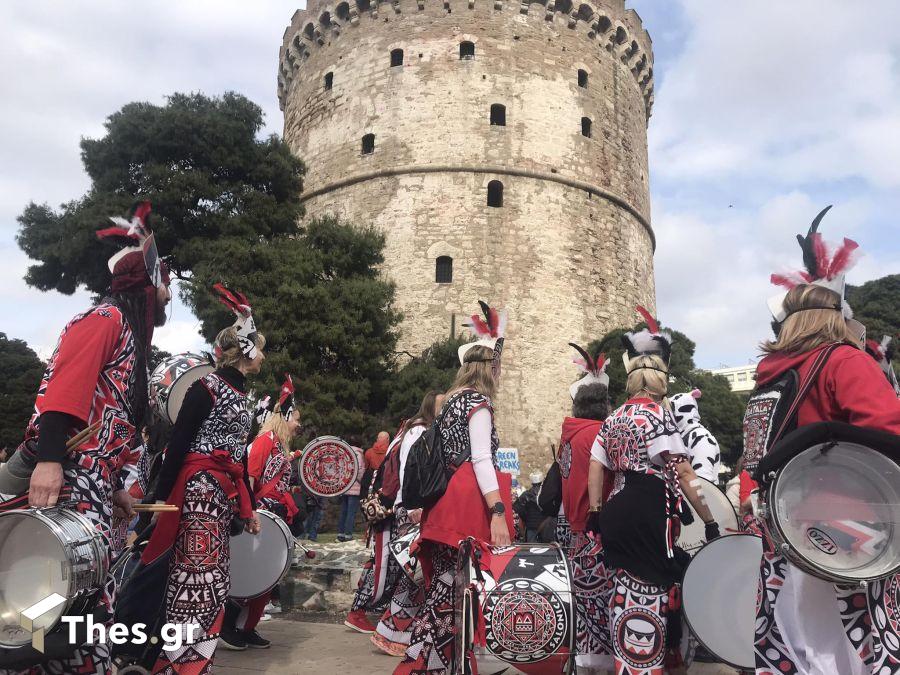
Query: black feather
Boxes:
[
  {"xmin": 568, "ymin": 342, "xmax": 595, "ymax": 372},
  {"xmin": 796, "ymin": 205, "xmax": 832, "ymax": 277}
]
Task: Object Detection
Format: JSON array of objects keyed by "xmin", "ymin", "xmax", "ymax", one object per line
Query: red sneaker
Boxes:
[{"xmin": 344, "ymin": 609, "xmax": 376, "ymax": 634}]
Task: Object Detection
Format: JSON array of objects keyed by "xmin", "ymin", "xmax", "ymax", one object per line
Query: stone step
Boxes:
[{"xmin": 279, "ymin": 540, "xmax": 370, "ymax": 613}]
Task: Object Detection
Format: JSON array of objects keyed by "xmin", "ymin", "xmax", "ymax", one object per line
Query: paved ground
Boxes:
[{"xmin": 217, "ymin": 619, "xmax": 740, "ymax": 674}]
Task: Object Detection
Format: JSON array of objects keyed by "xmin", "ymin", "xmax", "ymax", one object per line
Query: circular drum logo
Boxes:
[
  {"xmin": 613, "ymin": 607, "xmax": 665, "ymax": 670},
  {"xmin": 483, "ymin": 579, "xmax": 567, "ymax": 663}
]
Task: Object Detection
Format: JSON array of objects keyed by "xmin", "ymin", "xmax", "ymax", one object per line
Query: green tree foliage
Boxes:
[
  {"xmin": 183, "ymin": 216, "xmax": 401, "ymax": 447},
  {"xmin": 386, "ymin": 336, "xmax": 467, "ymax": 422},
  {"xmin": 588, "ymin": 320, "xmax": 745, "ymax": 466},
  {"xmin": 847, "ymin": 274, "xmax": 900, "ymax": 341},
  {"xmin": 16, "ymin": 92, "xmax": 305, "ymax": 295},
  {"xmin": 0, "ymin": 334, "xmax": 45, "ymax": 450}
]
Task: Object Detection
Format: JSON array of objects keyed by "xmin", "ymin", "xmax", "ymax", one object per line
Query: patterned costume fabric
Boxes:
[
  {"xmin": 352, "ymin": 518, "xmax": 402, "ymax": 613},
  {"xmin": 752, "ymin": 516, "xmax": 900, "ymax": 674},
  {"xmin": 394, "ymin": 544, "xmax": 457, "ymax": 675},
  {"xmin": 436, "ymin": 390, "xmax": 499, "ymax": 468},
  {"xmin": 608, "ymin": 570, "xmax": 671, "ymax": 675},
  {"xmin": 557, "ymin": 514, "xmax": 614, "ymax": 670},
  {"xmin": 253, "ymin": 432, "xmax": 292, "ymax": 513},
  {"xmin": 152, "ymin": 372, "xmax": 251, "ymax": 674},
  {"xmin": 668, "ymin": 393, "xmax": 721, "ymax": 483},
  {"xmin": 376, "ymin": 508, "xmax": 425, "ymax": 646},
  {"xmin": 0, "ymin": 305, "xmax": 137, "ymax": 675}
]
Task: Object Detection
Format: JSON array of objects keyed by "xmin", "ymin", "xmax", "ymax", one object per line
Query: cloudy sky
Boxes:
[{"xmin": 1, "ymin": 0, "xmax": 897, "ymax": 367}]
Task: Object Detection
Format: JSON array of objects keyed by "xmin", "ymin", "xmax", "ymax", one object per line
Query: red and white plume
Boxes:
[
  {"xmin": 768, "ymin": 206, "xmax": 860, "ymax": 321},
  {"xmin": 458, "ymin": 300, "xmax": 507, "ymax": 365},
  {"xmin": 213, "ymin": 283, "xmax": 259, "ymax": 359},
  {"xmin": 96, "ymin": 201, "xmax": 164, "ymax": 287},
  {"xmin": 568, "ymin": 343, "xmax": 609, "ymax": 399},
  {"xmin": 278, "ymin": 373, "xmax": 296, "ymax": 417},
  {"xmin": 621, "ymin": 306, "xmax": 673, "ymax": 367}
]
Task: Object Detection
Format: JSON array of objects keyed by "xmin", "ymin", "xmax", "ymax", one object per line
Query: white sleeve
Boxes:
[
  {"xmin": 646, "ymin": 409, "xmax": 688, "ymax": 466},
  {"xmin": 590, "ymin": 434, "xmax": 611, "ymax": 469},
  {"xmin": 469, "ymin": 407, "xmax": 499, "ymax": 495},
  {"xmin": 396, "ymin": 425, "xmax": 425, "ymax": 505}
]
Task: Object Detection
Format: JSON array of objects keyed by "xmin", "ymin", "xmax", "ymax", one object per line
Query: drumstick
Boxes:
[
  {"xmin": 132, "ymin": 504, "xmax": 179, "ymax": 513},
  {"xmin": 66, "ymin": 422, "xmax": 102, "ymax": 452}
]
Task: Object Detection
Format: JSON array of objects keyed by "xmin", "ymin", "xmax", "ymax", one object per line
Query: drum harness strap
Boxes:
[{"xmin": 460, "ymin": 536, "xmax": 490, "ymax": 668}]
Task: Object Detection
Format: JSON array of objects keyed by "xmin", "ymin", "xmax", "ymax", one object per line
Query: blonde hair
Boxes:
[
  {"xmin": 762, "ymin": 284, "xmax": 856, "ymax": 355},
  {"xmin": 625, "ymin": 355, "xmax": 669, "ymax": 399},
  {"xmin": 259, "ymin": 411, "xmax": 293, "ymax": 448},
  {"xmin": 214, "ymin": 327, "xmax": 266, "ymax": 369},
  {"xmin": 448, "ymin": 345, "xmax": 497, "ymax": 400}
]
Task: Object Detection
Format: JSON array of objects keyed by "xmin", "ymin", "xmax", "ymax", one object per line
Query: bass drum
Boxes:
[
  {"xmin": 454, "ymin": 542, "xmax": 575, "ymax": 675},
  {"xmin": 150, "ymin": 353, "xmax": 214, "ymax": 425},
  {"xmin": 298, "ymin": 436, "xmax": 361, "ymax": 498},
  {"xmin": 0, "ymin": 507, "xmax": 108, "ymax": 648},
  {"xmin": 682, "ymin": 533, "xmax": 762, "ymax": 670},
  {"xmin": 677, "ymin": 477, "xmax": 738, "ymax": 556},
  {"xmin": 389, "ymin": 525, "xmax": 423, "ymax": 585},
  {"xmin": 229, "ymin": 510, "xmax": 293, "ymax": 600}
]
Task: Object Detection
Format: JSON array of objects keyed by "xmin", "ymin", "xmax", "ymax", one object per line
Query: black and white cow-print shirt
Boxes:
[
  {"xmin": 590, "ymin": 398, "xmax": 687, "ymax": 497},
  {"xmin": 669, "ymin": 393, "xmax": 721, "ymax": 482}
]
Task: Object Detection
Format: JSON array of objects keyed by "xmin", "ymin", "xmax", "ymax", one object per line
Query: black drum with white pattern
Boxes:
[
  {"xmin": 454, "ymin": 542, "xmax": 574, "ymax": 675},
  {"xmin": 150, "ymin": 353, "xmax": 214, "ymax": 425},
  {"xmin": 298, "ymin": 436, "xmax": 361, "ymax": 498}
]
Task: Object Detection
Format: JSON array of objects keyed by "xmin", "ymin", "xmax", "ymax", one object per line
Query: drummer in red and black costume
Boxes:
[
  {"xmin": 220, "ymin": 374, "xmax": 302, "ymax": 650},
  {"xmin": 394, "ymin": 301, "xmax": 515, "ymax": 675},
  {"xmin": 557, "ymin": 343, "xmax": 614, "ymax": 672},
  {"xmin": 141, "ymin": 284, "xmax": 264, "ymax": 674},
  {"xmin": 586, "ymin": 307, "xmax": 718, "ymax": 675},
  {"xmin": 0, "ymin": 202, "xmax": 170, "ymax": 675},
  {"xmin": 748, "ymin": 207, "xmax": 900, "ymax": 675}
]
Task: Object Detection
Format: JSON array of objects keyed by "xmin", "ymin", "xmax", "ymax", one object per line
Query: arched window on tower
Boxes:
[
  {"xmin": 390, "ymin": 48, "xmax": 404, "ymax": 67},
  {"xmin": 324, "ymin": 72, "xmax": 334, "ymax": 90},
  {"xmin": 581, "ymin": 117, "xmax": 592, "ymax": 138},
  {"xmin": 578, "ymin": 69, "xmax": 588, "ymax": 88},
  {"xmin": 487, "ymin": 180, "xmax": 504, "ymax": 208},
  {"xmin": 460, "ymin": 41, "xmax": 475, "ymax": 59},
  {"xmin": 490, "ymin": 104, "xmax": 506, "ymax": 127},
  {"xmin": 362, "ymin": 133, "xmax": 375, "ymax": 154},
  {"xmin": 435, "ymin": 256, "xmax": 453, "ymax": 283}
]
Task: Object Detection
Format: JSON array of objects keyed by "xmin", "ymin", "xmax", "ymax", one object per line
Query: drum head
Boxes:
[
  {"xmin": 682, "ymin": 534, "xmax": 761, "ymax": 669},
  {"xmin": 150, "ymin": 353, "xmax": 214, "ymax": 425},
  {"xmin": 772, "ymin": 441, "xmax": 900, "ymax": 582},
  {"xmin": 677, "ymin": 477, "xmax": 738, "ymax": 555},
  {"xmin": 0, "ymin": 513, "xmax": 70, "ymax": 647},
  {"xmin": 229, "ymin": 511, "xmax": 292, "ymax": 599},
  {"xmin": 298, "ymin": 437, "xmax": 360, "ymax": 498}
]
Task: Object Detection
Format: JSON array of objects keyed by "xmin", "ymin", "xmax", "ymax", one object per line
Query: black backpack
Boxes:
[
  {"xmin": 401, "ymin": 397, "xmax": 457, "ymax": 510},
  {"xmin": 743, "ymin": 343, "xmax": 840, "ymax": 479},
  {"xmin": 537, "ymin": 460, "xmax": 562, "ymax": 517}
]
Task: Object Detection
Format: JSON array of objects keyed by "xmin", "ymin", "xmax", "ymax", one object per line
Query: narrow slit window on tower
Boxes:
[
  {"xmin": 581, "ymin": 117, "xmax": 592, "ymax": 138},
  {"xmin": 487, "ymin": 180, "xmax": 504, "ymax": 208},
  {"xmin": 460, "ymin": 41, "xmax": 475, "ymax": 60},
  {"xmin": 490, "ymin": 104, "xmax": 506, "ymax": 127},
  {"xmin": 362, "ymin": 133, "xmax": 375, "ymax": 154},
  {"xmin": 390, "ymin": 48, "xmax": 404, "ymax": 67},
  {"xmin": 578, "ymin": 69, "xmax": 588, "ymax": 88},
  {"xmin": 435, "ymin": 256, "xmax": 453, "ymax": 283},
  {"xmin": 324, "ymin": 72, "xmax": 334, "ymax": 90}
]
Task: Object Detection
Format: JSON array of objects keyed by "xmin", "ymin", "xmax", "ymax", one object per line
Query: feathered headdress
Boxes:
[
  {"xmin": 278, "ymin": 373, "xmax": 296, "ymax": 418},
  {"xmin": 865, "ymin": 336, "xmax": 900, "ymax": 395},
  {"xmin": 767, "ymin": 206, "xmax": 860, "ymax": 322},
  {"xmin": 568, "ymin": 343, "xmax": 609, "ymax": 400},
  {"xmin": 620, "ymin": 306, "xmax": 673, "ymax": 371},
  {"xmin": 254, "ymin": 396, "xmax": 273, "ymax": 426},
  {"xmin": 96, "ymin": 201, "xmax": 166, "ymax": 289},
  {"xmin": 213, "ymin": 283, "xmax": 259, "ymax": 359},
  {"xmin": 458, "ymin": 301, "xmax": 507, "ymax": 375}
]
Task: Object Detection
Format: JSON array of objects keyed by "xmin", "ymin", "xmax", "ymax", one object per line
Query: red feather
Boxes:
[
  {"xmin": 487, "ymin": 307, "xmax": 499, "ymax": 337},
  {"xmin": 595, "ymin": 353, "xmax": 608, "ymax": 371},
  {"xmin": 133, "ymin": 201, "xmax": 152, "ymax": 226},
  {"xmin": 573, "ymin": 357, "xmax": 588, "ymax": 370},
  {"xmin": 635, "ymin": 306, "xmax": 659, "ymax": 334},
  {"xmin": 770, "ymin": 273, "xmax": 798, "ymax": 290},
  {"xmin": 96, "ymin": 226, "xmax": 139, "ymax": 242},
  {"xmin": 469, "ymin": 314, "xmax": 490, "ymax": 337},
  {"xmin": 811, "ymin": 233, "xmax": 829, "ymax": 278},
  {"xmin": 827, "ymin": 238, "xmax": 859, "ymax": 279},
  {"xmin": 213, "ymin": 283, "xmax": 251, "ymax": 315}
]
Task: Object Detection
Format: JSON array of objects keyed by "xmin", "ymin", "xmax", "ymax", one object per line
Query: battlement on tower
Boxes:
[{"xmin": 277, "ymin": 0, "xmax": 654, "ymax": 118}]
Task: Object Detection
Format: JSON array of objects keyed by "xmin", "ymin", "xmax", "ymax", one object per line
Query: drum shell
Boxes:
[
  {"xmin": 0, "ymin": 508, "xmax": 108, "ymax": 648},
  {"xmin": 229, "ymin": 510, "xmax": 293, "ymax": 600},
  {"xmin": 454, "ymin": 543, "xmax": 575, "ymax": 675},
  {"xmin": 763, "ymin": 441, "xmax": 900, "ymax": 583},
  {"xmin": 677, "ymin": 477, "xmax": 738, "ymax": 556}
]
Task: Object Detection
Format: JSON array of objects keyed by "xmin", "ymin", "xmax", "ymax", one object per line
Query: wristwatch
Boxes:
[{"xmin": 490, "ymin": 502, "xmax": 506, "ymax": 517}]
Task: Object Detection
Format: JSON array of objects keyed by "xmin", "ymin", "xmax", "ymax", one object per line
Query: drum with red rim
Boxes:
[
  {"xmin": 298, "ymin": 436, "xmax": 361, "ymax": 498},
  {"xmin": 150, "ymin": 353, "xmax": 214, "ymax": 425}
]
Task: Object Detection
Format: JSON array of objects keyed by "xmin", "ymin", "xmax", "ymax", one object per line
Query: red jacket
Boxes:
[
  {"xmin": 558, "ymin": 417, "xmax": 604, "ymax": 532},
  {"xmin": 755, "ymin": 343, "xmax": 900, "ymax": 434}
]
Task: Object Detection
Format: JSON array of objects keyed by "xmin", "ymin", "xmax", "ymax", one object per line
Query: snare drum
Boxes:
[
  {"xmin": 150, "ymin": 353, "xmax": 214, "ymax": 425},
  {"xmin": 0, "ymin": 507, "xmax": 108, "ymax": 648},
  {"xmin": 454, "ymin": 543, "xmax": 575, "ymax": 675},
  {"xmin": 229, "ymin": 510, "xmax": 293, "ymax": 600},
  {"xmin": 677, "ymin": 477, "xmax": 739, "ymax": 555},
  {"xmin": 682, "ymin": 533, "xmax": 762, "ymax": 670},
  {"xmin": 298, "ymin": 436, "xmax": 361, "ymax": 498},
  {"xmin": 763, "ymin": 437, "xmax": 900, "ymax": 583},
  {"xmin": 389, "ymin": 525, "xmax": 423, "ymax": 585}
]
